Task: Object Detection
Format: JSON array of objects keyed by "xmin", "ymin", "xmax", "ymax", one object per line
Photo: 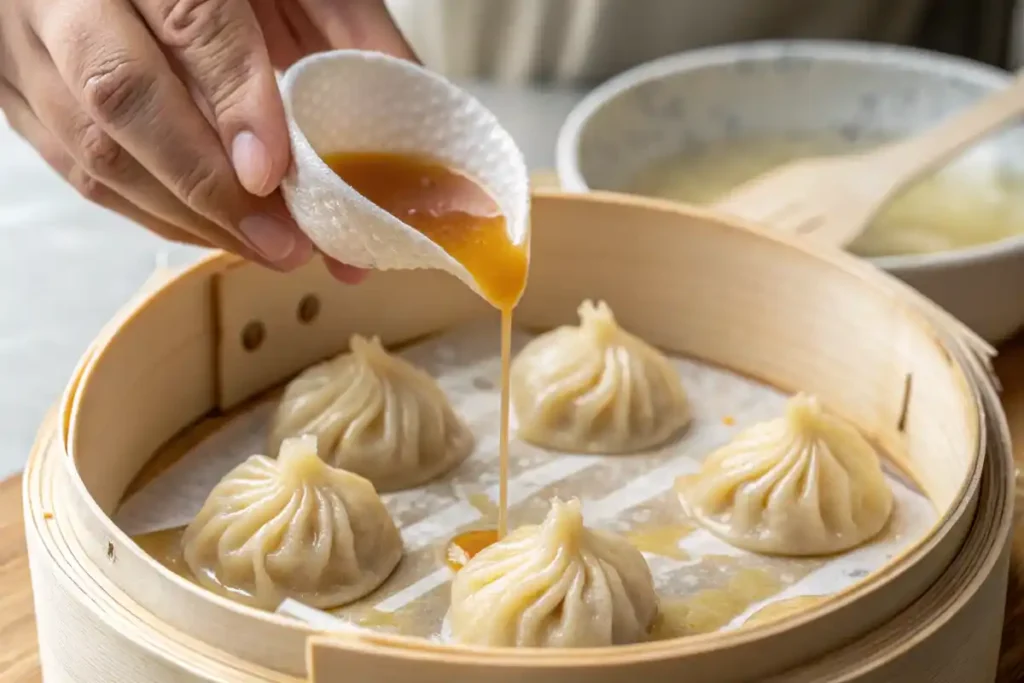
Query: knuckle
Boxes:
[
  {"xmin": 176, "ymin": 163, "xmax": 225, "ymax": 214},
  {"xmin": 80, "ymin": 57, "xmax": 157, "ymax": 128},
  {"xmin": 76, "ymin": 124, "xmax": 131, "ymax": 180},
  {"xmin": 67, "ymin": 167, "xmax": 111, "ymax": 205},
  {"xmin": 206, "ymin": 56, "xmax": 253, "ymax": 114},
  {"xmin": 161, "ymin": 0, "xmax": 254, "ymax": 111},
  {"xmin": 160, "ymin": 0, "xmax": 232, "ymax": 46}
]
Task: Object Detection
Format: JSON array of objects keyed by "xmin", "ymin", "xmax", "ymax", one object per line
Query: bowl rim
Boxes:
[{"xmin": 555, "ymin": 39, "xmax": 1024, "ymax": 273}]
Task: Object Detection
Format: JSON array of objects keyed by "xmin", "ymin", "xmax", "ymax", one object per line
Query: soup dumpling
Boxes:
[
  {"xmin": 447, "ymin": 497, "xmax": 659, "ymax": 647},
  {"xmin": 511, "ymin": 300, "xmax": 690, "ymax": 453},
  {"xmin": 677, "ymin": 394, "xmax": 893, "ymax": 556},
  {"xmin": 182, "ymin": 435, "xmax": 403, "ymax": 610},
  {"xmin": 269, "ymin": 334, "xmax": 474, "ymax": 492}
]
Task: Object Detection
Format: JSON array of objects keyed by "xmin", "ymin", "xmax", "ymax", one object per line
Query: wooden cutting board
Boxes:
[{"xmin": 3, "ymin": 341, "xmax": 1024, "ymax": 683}]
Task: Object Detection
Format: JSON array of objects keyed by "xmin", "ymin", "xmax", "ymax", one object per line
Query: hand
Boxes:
[
  {"xmin": 249, "ymin": 0, "xmax": 419, "ymax": 283},
  {"xmin": 0, "ymin": 0, "xmax": 414, "ymax": 284},
  {"xmin": 251, "ymin": 0, "xmax": 417, "ymax": 70}
]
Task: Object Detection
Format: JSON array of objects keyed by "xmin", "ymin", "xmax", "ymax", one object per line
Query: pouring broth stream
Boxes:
[{"xmin": 324, "ymin": 152, "xmax": 528, "ymax": 545}]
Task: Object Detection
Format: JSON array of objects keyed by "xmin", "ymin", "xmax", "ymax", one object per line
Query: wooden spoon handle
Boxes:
[{"xmin": 863, "ymin": 68, "xmax": 1024, "ymax": 189}]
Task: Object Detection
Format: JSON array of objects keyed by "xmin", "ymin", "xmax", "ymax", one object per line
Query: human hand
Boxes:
[
  {"xmin": 0, "ymin": 0, "xmax": 414, "ymax": 284},
  {"xmin": 251, "ymin": 0, "xmax": 417, "ymax": 70},
  {"xmin": 247, "ymin": 0, "xmax": 420, "ymax": 283}
]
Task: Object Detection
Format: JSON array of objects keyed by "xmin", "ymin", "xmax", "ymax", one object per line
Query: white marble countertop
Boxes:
[{"xmin": 0, "ymin": 84, "xmax": 584, "ymax": 479}]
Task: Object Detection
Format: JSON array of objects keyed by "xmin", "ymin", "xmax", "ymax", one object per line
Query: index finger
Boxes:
[
  {"xmin": 34, "ymin": 0, "xmax": 310, "ymax": 268},
  {"xmin": 131, "ymin": 0, "xmax": 290, "ymax": 197}
]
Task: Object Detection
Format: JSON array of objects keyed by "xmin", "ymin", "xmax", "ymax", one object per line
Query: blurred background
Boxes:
[
  {"xmin": 2, "ymin": 0, "xmax": 1024, "ymax": 477},
  {"xmin": 385, "ymin": 0, "xmax": 1023, "ymax": 82}
]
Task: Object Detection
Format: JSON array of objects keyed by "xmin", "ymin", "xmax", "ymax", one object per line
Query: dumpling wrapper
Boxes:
[
  {"xmin": 677, "ymin": 394, "xmax": 894, "ymax": 556},
  {"xmin": 269, "ymin": 335, "xmax": 475, "ymax": 492},
  {"xmin": 278, "ymin": 49, "xmax": 530, "ymax": 299},
  {"xmin": 511, "ymin": 300, "xmax": 691, "ymax": 454},
  {"xmin": 447, "ymin": 498, "xmax": 659, "ymax": 647},
  {"xmin": 182, "ymin": 435, "xmax": 402, "ymax": 610}
]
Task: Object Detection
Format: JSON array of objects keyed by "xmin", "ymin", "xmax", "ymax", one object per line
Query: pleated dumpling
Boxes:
[
  {"xmin": 447, "ymin": 498, "xmax": 659, "ymax": 647},
  {"xmin": 511, "ymin": 300, "xmax": 690, "ymax": 453},
  {"xmin": 268, "ymin": 335, "xmax": 474, "ymax": 492},
  {"xmin": 676, "ymin": 394, "xmax": 893, "ymax": 556},
  {"xmin": 182, "ymin": 435, "xmax": 403, "ymax": 610}
]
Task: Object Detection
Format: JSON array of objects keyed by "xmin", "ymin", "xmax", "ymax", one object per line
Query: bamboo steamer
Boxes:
[{"xmin": 23, "ymin": 192, "xmax": 1013, "ymax": 683}]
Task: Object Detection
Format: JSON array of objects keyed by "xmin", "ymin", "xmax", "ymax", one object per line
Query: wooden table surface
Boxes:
[
  {"xmin": 0, "ymin": 473, "xmax": 39, "ymax": 682},
  {"xmin": 3, "ymin": 343, "xmax": 1024, "ymax": 682}
]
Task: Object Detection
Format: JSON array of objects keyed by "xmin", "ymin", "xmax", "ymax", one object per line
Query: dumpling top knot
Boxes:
[
  {"xmin": 578, "ymin": 300, "xmax": 620, "ymax": 343},
  {"xmin": 182, "ymin": 435, "xmax": 402, "ymax": 610},
  {"xmin": 269, "ymin": 333, "xmax": 474, "ymax": 492},
  {"xmin": 348, "ymin": 334, "xmax": 392, "ymax": 365},
  {"xmin": 781, "ymin": 393, "xmax": 826, "ymax": 434},
  {"xmin": 536, "ymin": 497, "xmax": 586, "ymax": 555},
  {"xmin": 276, "ymin": 434, "xmax": 333, "ymax": 487},
  {"xmin": 511, "ymin": 300, "xmax": 690, "ymax": 454}
]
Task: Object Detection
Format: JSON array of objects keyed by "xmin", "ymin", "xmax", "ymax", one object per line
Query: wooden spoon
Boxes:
[{"xmin": 712, "ymin": 69, "xmax": 1024, "ymax": 248}]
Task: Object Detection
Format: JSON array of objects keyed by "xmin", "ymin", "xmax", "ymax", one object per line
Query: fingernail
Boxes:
[
  {"xmin": 232, "ymin": 131, "xmax": 274, "ymax": 195},
  {"xmin": 239, "ymin": 214, "xmax": 297, "ymax": 262}
]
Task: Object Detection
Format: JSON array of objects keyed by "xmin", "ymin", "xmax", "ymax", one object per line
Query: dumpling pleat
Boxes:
[
  {"xmin": 511, "ymin": 301, "xmax": 690, "ymax": 454},
  {"xmin": 448, "ymin": 498, "xmax": 659, "ymax": 647},
  {"xmin": 182, "ymin": 439, "xmax": 403, "ymax": 610},
  {"xmin": 677, "ymin": 394, "xmax": 894, "ymax": 556},
  {"xmin": 268, "ymin": 336, "xmax": 474, "ymax": 492}
]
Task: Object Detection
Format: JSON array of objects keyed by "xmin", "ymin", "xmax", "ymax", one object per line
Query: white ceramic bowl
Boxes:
[{"xmin": 557, "ymin": 40, "xmax": 1024, "ymax": 343}]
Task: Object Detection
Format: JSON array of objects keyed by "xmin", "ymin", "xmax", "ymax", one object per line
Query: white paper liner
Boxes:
[
  {"xmin": 116, "ymin": 318, "xmax": 936, "ymax": 638},
  {"xmin": 278, "ymin": 50, "xmax": 530, "ymax": 296}
]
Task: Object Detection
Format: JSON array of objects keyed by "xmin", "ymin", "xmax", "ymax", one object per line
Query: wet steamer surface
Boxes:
[
  {"xmin": 325, "ymin": 151, "xmax": 526, "ymax": 541},
  {"xmin": 115, "ymin": 320, "xmax": 934, "ymax": 641},
  {"xmin": 46, "ymin": 153, "xmax": 942, "ymax": 649}
]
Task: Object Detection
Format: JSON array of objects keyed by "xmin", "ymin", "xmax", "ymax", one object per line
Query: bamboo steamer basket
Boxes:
[{"xmin": 23, "ymin": 192, "xmax": 1013, "ymax": 683}]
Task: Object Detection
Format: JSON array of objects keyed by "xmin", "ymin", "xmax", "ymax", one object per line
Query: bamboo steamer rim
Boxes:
[
  {"xmin": 764, "ymin": 392, "xmax": 1012, "ymax": 682},
  {"xmin": 24, "ymin": 391, "xmax": 1013, "ymax": 683},
  {"xmin": 53, "ymin": 191, "xmax": 993, "ymax": 673},
  {"xmin": 58, "ymin": 192, "xmax": 986, "ymax": 656},
  {"xmin": 25, "ymin": 416, "xmax": 291, "ymax": 682}
]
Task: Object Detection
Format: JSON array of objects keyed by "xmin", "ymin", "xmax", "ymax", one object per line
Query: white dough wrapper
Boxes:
[
  {"xmin": 278, "ymin": 49, "xmax": 530, "ymax": 296},
  {"xmin": 676, "ymin": 393, "xmax": 895, "ymax": 556},
  {"xmin": 447, "ymin": 498, "xmax": 659, "ymax": 648},
  {"xmin": 182, "ymin": 435, "xmax": 403, "ymax": 610},
  {"xmin": 511, "ymin": 300, "xmax": 692, "ymax": 453},
  {"xmin": 268, "ymin": 334, "xmax": 475, "ymax": 492}
]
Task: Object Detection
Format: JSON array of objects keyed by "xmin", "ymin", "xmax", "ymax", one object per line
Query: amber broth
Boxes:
[
  {"xmin": 128, "ymin": 154, "xmax": 833, "ymax": 637},
  {"xmin": 324, "ymin": 152, "xmax": 528, "ymax": 540}
]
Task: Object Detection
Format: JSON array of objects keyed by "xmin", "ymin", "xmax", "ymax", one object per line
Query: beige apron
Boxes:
[{"xmin": 385, "ymin": 0, "xmax": 1018, "ymax": 84}]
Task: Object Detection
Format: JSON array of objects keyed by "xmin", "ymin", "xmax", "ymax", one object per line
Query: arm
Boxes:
[{"xmin": 0, "ymin": 0, "xmax": 414, "ymax": 283}]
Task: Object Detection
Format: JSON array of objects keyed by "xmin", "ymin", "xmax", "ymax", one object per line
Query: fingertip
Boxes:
[
  {"xmin": 276, "ymin": 230, "xmax": 316, "ymax": 272},
  {"xmin": 324, "ymin": 257, "xmax": 370, "ymax": 285}
]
